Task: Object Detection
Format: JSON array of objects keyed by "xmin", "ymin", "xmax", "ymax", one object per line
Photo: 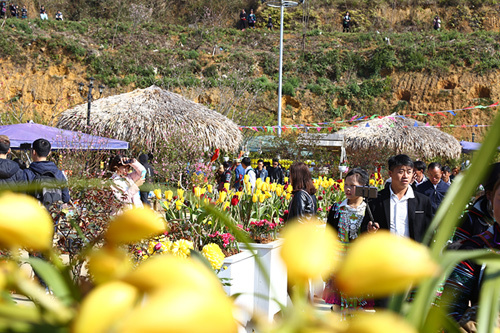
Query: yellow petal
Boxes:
[
  {"xmin": 336, "ymin": 231, "xmax": 439, "ymax": 297},
  {"xmin": 117, "ymin": 287, "xmax": 236, "ymax": 333},
  {"xmin": 0, "ymin": 193, "xmax": 53, "ymax": 251},
  {"xmin": 280, "ymin": 220, "xmax": 341, "ymax": 284},
  {"xmin": 346, "ymin": 310, "xmax": 417, "ymax": 333},
  {"xmin": 73, "ymin": 281, "xmax": 139, "ymax": 333},
  {"xmin": 105, "ymin": 208, "xmax": 167, "ymax": 245},
  {"xmin": 87, "ymin": 246, "xmax": 133, "ymax": 284},
  {"xmin": 122, "ymin": 255, "xmax": 223, "ymax": 293}
]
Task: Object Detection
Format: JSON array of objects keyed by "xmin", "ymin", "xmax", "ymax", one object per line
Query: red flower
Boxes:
[
  {"xmin": 231, "ymin": 196, "xmax": 239, "ymax": 206},
  {"xmin": 318, "ymin": 196, "xmax": 323, "ymax": 200}
]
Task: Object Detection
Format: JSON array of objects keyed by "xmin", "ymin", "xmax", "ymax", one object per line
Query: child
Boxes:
[{"xmin": 267, "ymin": 14, "xmax": 273, "ymax": 31}]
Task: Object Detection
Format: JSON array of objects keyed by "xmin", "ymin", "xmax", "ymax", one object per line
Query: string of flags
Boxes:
[{"xmin": 238, "ymin": 102, "xmax": 498, "ymax": 132}]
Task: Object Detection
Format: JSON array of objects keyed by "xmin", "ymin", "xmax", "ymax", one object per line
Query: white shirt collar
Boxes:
[{"xmin": 389, "ymin": 185, "xmax": 414, "ymax": 201}]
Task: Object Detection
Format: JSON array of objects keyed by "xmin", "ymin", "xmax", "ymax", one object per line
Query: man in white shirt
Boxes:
[
  {"xmin": 361, "ymin": 154, "xmax": 433, "ymax": 243},
  {"xmin": 241, "ymin": 157, "xmax": 256, "ymax": 191}
]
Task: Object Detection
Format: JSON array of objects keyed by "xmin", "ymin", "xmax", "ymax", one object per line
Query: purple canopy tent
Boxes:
[
  {"xmin": 0, "ymin": 122, "xmax": 128, "ymax": 150},
  {"xmin": 460, "ymin": 141, "xmax": 500, "ymax": 154}
]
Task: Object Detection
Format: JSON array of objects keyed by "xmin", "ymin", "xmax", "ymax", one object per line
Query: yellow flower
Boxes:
[
  {"xmin": 276, "ymin": 186, "xmax": 283, "ymax": 197},
  {"xmin": 202, "ymin": 243, "xmax": 225, "ymax": 270},
  {"xmin": 0, "ymin": 193, "xmax": 54, "ymax": 251},
  {"xmin": 318, "ymin": 176, "xmax": 323, "ymax": 182},
  {"xmin": 336, "ymin": 231, "xmax": 439, "ymax": 298},
  {"xmin": 369, "ymin": 179, "xmax": 376, "ymax": 186},
  {"xmin": 346, "ymin": 310, "xmax": 417, "ymax": 333},
  {"xmin": 270, "ymin": 183, "xmax": 277, "ymax": 192},
  {"xmin": 285, "ymin": 193, "xmax": 291, "ymax": 200},
  {"xmin": 164, "ymin": 190, "xmax": 173, "ymax": 201},
  {"xmin": 116, "ymin": 286, "xmax": 236, "ymax": 333},
  {"xmin": 284, "ymin": 177, "xmax": 288, "ymax": 183},
  {"xmin": 87, "ymin": 246, "xmax": 133, "ymax": 284},
  {"xmin": 256, "ymin": 178, "xmax": 263, "ymax": 189},
  {"xmin": 170, "ymin": 239, "xmax": 194, "ymax": 258},
  {"xmin": 175, "ymin": 200, "xmax": 183, "ymax": 210},
  {"xmin": 244, "ymin": 174, "xmax": 249, "ymax": 182},
  {"xmin": 223, "ymin": 202, "xmax": 230, "ymax": 210},
  {"xmin": 224, "ymin": 183, "xmax": 230, "ymax": 190},
  {"xmin": 286, "ymin": 185, "xmax": 293, "ymax": 193},
  {"xmin": 153, "ymin": 189, "xmax": 161, "ymax": 200},
  {"xmin": 105, "ymin": 208, "xmax": 167, "ymax": 245},
  {"xmin": 73, "ymin": 281, "xmax": 139, "ymax": 333},
  {"xmin": 194, "ymin": 187, "xmax": 201, "ymax": 198},
  {"xmin": 252, "ymin": 194, "xmax": 258, "ymax": 203},
  {"xmin": 265, "ymin": 177, "xmax": 271, "ymax": 183},
  {"xmin": 280, "ymin": 220, "xmax": 341, "ymax": 284},
  {"xmin": 122, "ymin": 255, "xmax": 223, "ymax": 293},
  {"xmin": 259, "ymin": 194, "xmax": 266, "ymax": 203},
  {"xmin": 177, "ymin": 188, "xmax": 185, "ymax": 200},
  {"xmin": 265, "ymin": 191, "xmax": 272, "ymax": 199},
  {"xmin": 207, "ymin": 184, "xmax": 213, "ymax": 193}
]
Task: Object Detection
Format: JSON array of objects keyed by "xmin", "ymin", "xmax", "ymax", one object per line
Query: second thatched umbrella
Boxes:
[
  {"xmin": 57, "ymin": 86, "xmax": 242, "ymax": 152},
  {"xmin": 335, "ymin": 114, "xmax": 461, "ymax": 160}
]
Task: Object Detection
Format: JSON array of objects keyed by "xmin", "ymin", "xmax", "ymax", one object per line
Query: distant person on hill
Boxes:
[
  {"xmin": 0, "ymin": 2, "xmax": 6, "ymax": 19},
  {"xmin": 343, "ymin": 12, "xmax": 351, "ymax": 32},
  {"xmin": 39, "ymin": 5, "xmax": 47, "ymax": 20},
  {"xmin": 267, "ymin": 14, "xmax": 273, "ymax": 31},
  {"xmin": 55, "ymin": 10, "xmax": 62, "ymax": 20},
  {"xmin": 248, "ymin": 9, "xmax": 256, "ymax": 29},
  {"xmin": 9, "ymin": 2, "xmax": 16, "ymax": 17},
  {"xmin": 20, "ymin": 4, "xmax": 26, "ymax": 19},
  {"xmin": 433, "ymin": 15, "xmax": 441, "ymax": 31},
  {"xmin": 239, "ymin": 9, "xmax": 247, "ymax": 31}
]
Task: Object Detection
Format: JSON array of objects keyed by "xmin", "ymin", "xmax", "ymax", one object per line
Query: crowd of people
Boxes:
[
  {"xmin": 281, "ymin": 152, "xmax": 499, "ymax": 330},
  {"xmin": 0, "ymin": 2, "xmax": 62, "ymax": 20}
]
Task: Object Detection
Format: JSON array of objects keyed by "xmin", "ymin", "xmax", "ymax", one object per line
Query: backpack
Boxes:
[{"xmin": 32, "ymin": 171, "xmax": 63, "ymax": 208}]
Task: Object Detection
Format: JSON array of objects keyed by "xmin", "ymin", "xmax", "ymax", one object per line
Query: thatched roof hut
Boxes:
[
  {"xmin": 335, "ymin": 114, "xmax": 461, "ymax": 160},
  {"xmin": 57, "ymin": 86, "xmax": 242, "ymax": 152}
]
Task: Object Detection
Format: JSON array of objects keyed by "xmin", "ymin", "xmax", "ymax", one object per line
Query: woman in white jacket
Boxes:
[{"xmin": 108, "ymin": 154, "xmax": 146, "ymax": 209}]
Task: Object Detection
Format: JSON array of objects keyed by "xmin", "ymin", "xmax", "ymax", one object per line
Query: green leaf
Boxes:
[
  {"xmin": 25, "ymin": 257, "xmax": 74, "ymax": 305},
  {"xmin": 476, "ymin": 264, "xmax": 500, "ymax": 333}
]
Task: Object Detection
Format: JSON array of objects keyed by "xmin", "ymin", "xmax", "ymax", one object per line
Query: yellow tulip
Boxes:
[
  {"xmin": 346, "ymin": 310, "xmax": 417, "ymax": 333},
  {"xmin": 117, "ymin": 287, "xmax": 236, "ymax": 333},
  {"xmin": 270, "ymin": 183, "xmax": 277, "ymax": 192},
  {"xmin": 265, "ymin": 177, "xmax": 270, "ymax": 183},
  {"xmin": 0, "ymin": 193, "xmax": 53, "ymax": 251},
  {"xmin": 200, "ymin": 188, "xmax": 206, "ymax": 195},
  {"xmin": 265, "ymin": 191, "xmax": 272, "ymax": 199},
  {"xmin": 207, "ymin": 184, "xmax": 213, "ymax": 193},
  {"xmin": 164, "ymin": 190, "xmax": 173, "ymax": 201},
  {"xmin": 87, "ymin": 246, "xmax": 133, "ymax": 284},
  {"xmin": 224, "ymin": 183, "xmax": 230, "ymax": 190},
  {"xmin": 280, "ymin": 220, "xmax": 341, "ymax": 284},
  {"xmin": 73, "ymin": 281, "xmax": 139, "ymax": 333},
  {"xmin": 284, "ymin": 177, "xmax": 289, "ymax": 183},
  {"xmin": 261, "ymin": 182, "xmax": 267, "ymax": 192},
  {"xmin": 244, "ymin": 174, "xmax": 249, "ymax": 182},
  {"xmin": 175, "ymin": 200, "xmax": 183, "ymax": 210},
  {"xmin": 318, "ymin": 176, "xmax": 323, "ymax": 182},
  {"xmin": 153, "ymin": 189, "xmax": 161, "ymax": 200},
  {"xmin": 105, "ymin": 208, "xmax": 167, "ymax": 245},
  {"xmin": 286, "ymin": 185, "xmax": 293, "ymax": 193},
  {"xmin": 177, "ymin": 188, "xmax": 185, "ymax": 200},
  {"xmin": 276, "ymin": 187, "xmax": 283, "ymax": 197},
  {"xmin": 252, "ymin": 194, "xmax": 258, "ymax": 203},
  {"xmin": 219, "ymin": 191, "xmax": 227, "ymax": 203},
  {"xmin": 285, "ymin": 193, "xmax": 291, "ymax": 200},
  {"xmin": 122, "ymin": 255, "xmax": 223, "ymax": 293},
  {"xmin": 194, "ymin": 187, "xmax": 201, "ymax": 198},
  {"xmin": 256, "ymin": 178, "xmax": 263, "ymax": 187},
  {"xmin": 257, "ymin": 194, "xmax": 264, "ymax": 203},
  {"xmin": 223, "ymin": 202, "xmax": 230, "ymax": 210},
  {"xmin": 336, "ymin": 231, "xmax": 440, "ymax": 297},
  {"xmin": 369, "ymin": 179, "xmax": 376, "ymax": 186}
]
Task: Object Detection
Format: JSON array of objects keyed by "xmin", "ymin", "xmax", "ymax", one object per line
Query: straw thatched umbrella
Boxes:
[
  {"xmin": 57, "ymin": 86, "xmax": 242, "ymax": 152},
  {"xmin": 335, "ymin": 114, "xmax": 461, "ymax": 160}
]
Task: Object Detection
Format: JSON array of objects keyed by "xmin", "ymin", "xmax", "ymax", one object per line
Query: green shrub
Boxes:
[
  {"xmin": 251, "ymin": 76, "xmax": 277, "ymax": 92},
  {"xmin": 186, "ymin": 50, "xmax": 199, "ymax": 59},
  {"xmin": 203, "ymin": 65, "xmax": 218, "ymax": 78},
  {"xmin": 282, "ymin": 81, "xmax": 296, "ymax": 96}
]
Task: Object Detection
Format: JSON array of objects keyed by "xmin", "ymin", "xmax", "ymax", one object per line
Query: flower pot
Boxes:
[
  {"xmin": 217, "ymin": 250, "xmax": 255, "ymax": 332},
  {"xmin": 239, "ymin": 239, "xmax": 287, "ymax": 322}
]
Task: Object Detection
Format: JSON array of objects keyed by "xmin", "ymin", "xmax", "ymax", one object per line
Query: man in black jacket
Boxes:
[
  {"xmin": 416, "ymin": 162, "xmax": 449, "ymax": 215},
  {"xmin": 269, "ymin": 158, "xmax": 284, "ymax": 185},
  {"xmin": 24, "ymin": 138, "xmax": 70, "ymax": 204},
  {"xmin": 361, "ymin": 154, "xmax": 433, "ymax": 244},
  {"xmin": 0, "ymin": 135, "xmax": 24, "ymax": 188}
]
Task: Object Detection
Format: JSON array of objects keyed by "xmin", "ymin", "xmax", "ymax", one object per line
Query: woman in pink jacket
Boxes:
[{"xmin": 108, "ymin": 154, "xmax": 146, "ymax": 209}]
